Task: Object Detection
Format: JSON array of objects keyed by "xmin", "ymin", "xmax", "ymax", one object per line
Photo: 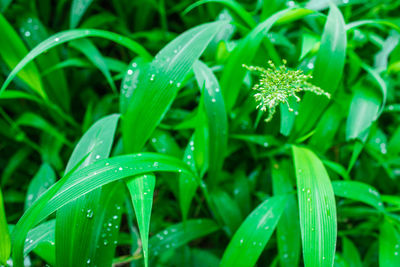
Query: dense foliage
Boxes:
[{"xmin": 1, "ymin": 0, "xmax": 400, "ymax": 266}]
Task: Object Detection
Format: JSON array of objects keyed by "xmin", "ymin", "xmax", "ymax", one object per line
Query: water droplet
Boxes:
[
  {"xmin": 240, "ymin": 239, "xmax": 244, "ymax": 244},
  {"xmin": 103, "ymin": 240, "xmax": 108, "ymax": 246},
  {"xmin": 178, "ymin": 169, "xmax": 182, "ymax": 173},
  {"xmin": 153, "ymin": 162, "xmax": 159, "ymax": 167},
  {"xmin": 55, "ymin": 37, "xmax": 59, "ymax": 42},
  {"xmin": 211, "ymin": 98, "xmax": 216, "ymax": 103},
  {"xmin": 215, "ymin": 88, "xmax": 220, "ymax": 92},
  {"xmin": 29, "ymin": 239, "xmax": 33, "ymax": 243},
  {"xmin": 163, "ymin": 230, "xmax": 168, "ymax": 235},
  {"xmin": 105, "ymin": 162, "xmax": 110, "ymax": 166},
  {"xmin": 87, "ymin": 259, "xmax": 91, "ymax": 264},
  {"xmin": 113, "ymin": 215, "xmax": 118, "ymax": 220},
  {"xmin": 95, "ymin": 155, "xmax": 100, "ymax": 159},
  {"xmin": 343, "ymin": 0, "xmax": 349, "ymax": 3},
  {"xmin": 119, "ymin": 167, "xmax": 123, "ymax": 171},
  {"xmin": 307, "ymin": 189, "xmax": 311, "ymax": 194},
  {"xmin": 86, "ymin": 209, "xmax": 94, "ymax": 218},
  {"xmin": 307, "ymin": 62, "xmax": 314, "ymax": 69},
  {"xmin": 151, "ymin": 138, "xmax": 157, "ymax": 143},
  {"xmin": 150, "ymin": 74, "xmax": 155, "ymax": 81},
  {"xmin": 176, "ymin": 82, "xmax": 181, "ymax": 87},
  {"xmin": 169, "ymin": 80, "xmax": 173, "ymax": 84},
  {"xmin": 25, "ymin": 31, "xmax": 31, "ymax": 37},
  {"xmin": 322, "ymin": 256, "xmax": 326, "ymax": 260},
  {"xmin": 127, "ymin": 69, "xmax": 133, "ymax": 75},
  {"xmin": 283, "ymin": 253, "xmax": 289, "ymax": 258},
  {"xmin": 132, "ymin": 62, "xmax": 137, "ymax": 67}
]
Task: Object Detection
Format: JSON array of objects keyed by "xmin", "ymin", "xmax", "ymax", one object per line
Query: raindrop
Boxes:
[
  {"xmin": 211, "ymin": 98, "xmax": 216, "ymax": 103},
  {"xmin": 95, "ymin": 155, "xmax": 100, "ymax": 159},
  {"xmin": 163, "ymin": 230, "xmax": 168, "ymax": 235},
  {"xmin": 105, "ymin": 162, "xmax": 110, "ymax": 166},
  {"xmin": 119, "ymin": 167, "xmax": 123, "ymax": 171},
  {"xmin": 307, "ymin": 62, "xmax": 314, "ymax": 69},
  {"xmin": 87, "ymin": 259, "xmax": 91, "ymax": 264},
  {"xmin": 103, "ymin": 240, "xmax": 108, "ymax": 246},
  {"xmin": 153, "ymin": 162, "xmax": 159, "ymax": 167},
  {"xmin": 132, "ymin": 62, "xmax": 137, "ymax": 67},
  {"xmin": 150, "ymin": 74, "xmax": 155, "ymax": 81},
  {"xmin": 151, "ymin": 138, "xmax": 157, "ymax": 143},
  {"xmin": 169, "ymin": 80, "xmax": 174, "ymax": 84},
  {"xmin": 166, "ymin": 244, "xmax": 170, "ymax": 248},
  {"xmin": 25, "ymin": 31, "xmax": 31, "ymax": 37},
  {"xmin": 396, "ymin": 252, "xmax": 399, "ymax": 256},
  {"xmin": 240, "ymin": 239, "xmax": 244, "ymax": 244},
  {"xmin": 54, "ymin": 37, "xmax": 59, "ymax": 42},
  {"xmin": 113, "ymin": 215, "xmax": 118, "ymax": 220},
  {"xmin": 215, "ymin": 88, "xmax": 220, "ymax": 92},
  {"xmin": 86, "ymin": 209, "xmax": 94, "ymax": 218},
  {"xmin": 29, "ymin": 240, "xmax": 33, "ymax": 244},
  {"xmin": 178, "ymin": 169, "xmax": 182, "ymax": 173},
  {"xmin": 176, "ymin": 82, "xmax": 181, "ymax": 87}
]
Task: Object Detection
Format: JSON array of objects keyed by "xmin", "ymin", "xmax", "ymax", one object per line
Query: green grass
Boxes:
[{"xmin": 0, "ymin": 0, "xmax": 400, "ymax": 266}]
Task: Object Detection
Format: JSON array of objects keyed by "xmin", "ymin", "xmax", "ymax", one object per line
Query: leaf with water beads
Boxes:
[
  {"xmin": 292, "ymin": 146, "xmax": 337, "ymax": 267},
  {"xmin": 149, "ymin": 219, "xmax": 219, "ymax": 257},
  {"xmin": 11, "ymin": 153, "xmax": 195, "ymax": 266},
  {"xmin": 243, "ymin": 60, "xmax": 330, "ymax": 122},
  {"xmin": 220, "ymin": 195, "xmax": 289, "ymax": 267}
]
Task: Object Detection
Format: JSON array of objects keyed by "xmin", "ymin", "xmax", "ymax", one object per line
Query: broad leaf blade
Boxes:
[
  {"xmin": 193, "ymin": 60, "xmax": 227, "ymax": 187},
  {"xmin": 220, "ymin": 195, "xmax": 289, "ymax": 267},
  {"xmin": 0, "ymin": 14, "xmax": 44, "ymax": 97},
  {"xmin": 122, "ymin": 20, "xmax": 227, "ymax": 152},
  {"xmin": 127, "ymin": 174, "xmax": 155, "ymax": 267},
  {"xmin": 292, "ymin": 146, "xmax": 337, "ymax": 267},
  {"xmin": 56, "ymin": 114, "xmax": 120, "ymax": 267},
  {"xmin": 294, "ymin": 4, "xmax": 346, "ymax": 136},
  {"xmin": 12, "ymin": 153, "xmax": 194, "ymax": 266}
]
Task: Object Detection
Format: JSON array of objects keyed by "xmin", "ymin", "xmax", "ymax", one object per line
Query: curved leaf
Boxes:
[{"xmin": 292, "ymin": 146, "xmax": 337, "ymax": 267}]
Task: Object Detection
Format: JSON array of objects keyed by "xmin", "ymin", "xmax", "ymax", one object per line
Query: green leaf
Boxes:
[
  {"xmin": 211, "ymin": 190, "xmax": 243, "ymax": 236},
  {"xmin": 0, "ymin": 14, "xmax": 45, "ymax": 97},
  {"xmin": 342, "ymin": 237, "xmax": 362, "ymax": 267},
  {"xmin": 193, "ymin": 60, "xmax": 227, "ymax": 186},
  {"xmin": 127, "ymin": 174, "xmax": 156, "ymax": 267},
  {"xmin": 0, "ymin": 28, "xmax": 151, "ymax": 95},
  {"xmin": 294, "ymin": 4, "xmax": 347, "ymax": 136},
  {"xmin": 25, "ymin": 163, "xmax": 56, "ymax": 210},
  {"xmin": 90, "ymin": 182, "xmax": 125, "ymax": 267},
  {"xmin": 379, "ymin": 220, "xmax": 400, "ymax": 266},
  {"xmin": 220, "ymin": 195, "xmax": 289, "ymax": 267},
  {"xmin": 272, "ymin": 160, "xmax": 301, "ymax": 267},
  {"xmin": 122, "ymin": 20, "xmax": 227, "ymax": 153},
  {"xmin": 19, "ymin": 16, "xmax": 70, "ymax": 111},
  {"xmin": 346, "ymin": 84, "xmax": 380, "ymax": 141},
  {"xmin": 12, "ymin": 153, "xmax": 194, "ymax": 266},
  {"xmin": 149, "ymin": 219, "xmax": 219, "ymax": 258},
  {"xmin": 24, "ymin": 220, "xmax": 55, "ymax": 265},
  {"xmin": 220, "ymin": 8, "xmax": 290, "ymax": 111},
  {"xmin": 56, "ymin": 114, "xmax": 120, "ymax": 267},
  {"xmin": 70, "ymin": 39, "xmax": 117, "ymax": 92},
  {"xmin": 179, "ymin": 135, "xmax": 199, "ymax": 221},
  {"xmin": 70, "ymin": 0, "xmax": 93, "ymax": 28},
  {"xmin": 292, "ymin": 145, "xmax": 337, "ymax": 267},
  {"xmin": 0, "ymin": 188, "xmax": 10, "ymax": 265},
  {"xmin": 332, "ymin": 181, "xmax": 384, "ymax": 211},
  {"xmin": 184, "ymin": 0, "xmax": 255, "ymax": 28}
]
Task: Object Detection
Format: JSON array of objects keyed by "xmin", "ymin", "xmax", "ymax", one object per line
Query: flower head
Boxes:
[{"xmin": 243, "ymin": 60, "xmax": 330, "ymax": 122}]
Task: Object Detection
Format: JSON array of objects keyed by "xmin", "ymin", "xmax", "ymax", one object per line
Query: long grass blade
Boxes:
[{"xmin": 292, "ymin": 146, "xmax": 337, "ymax": 267}]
